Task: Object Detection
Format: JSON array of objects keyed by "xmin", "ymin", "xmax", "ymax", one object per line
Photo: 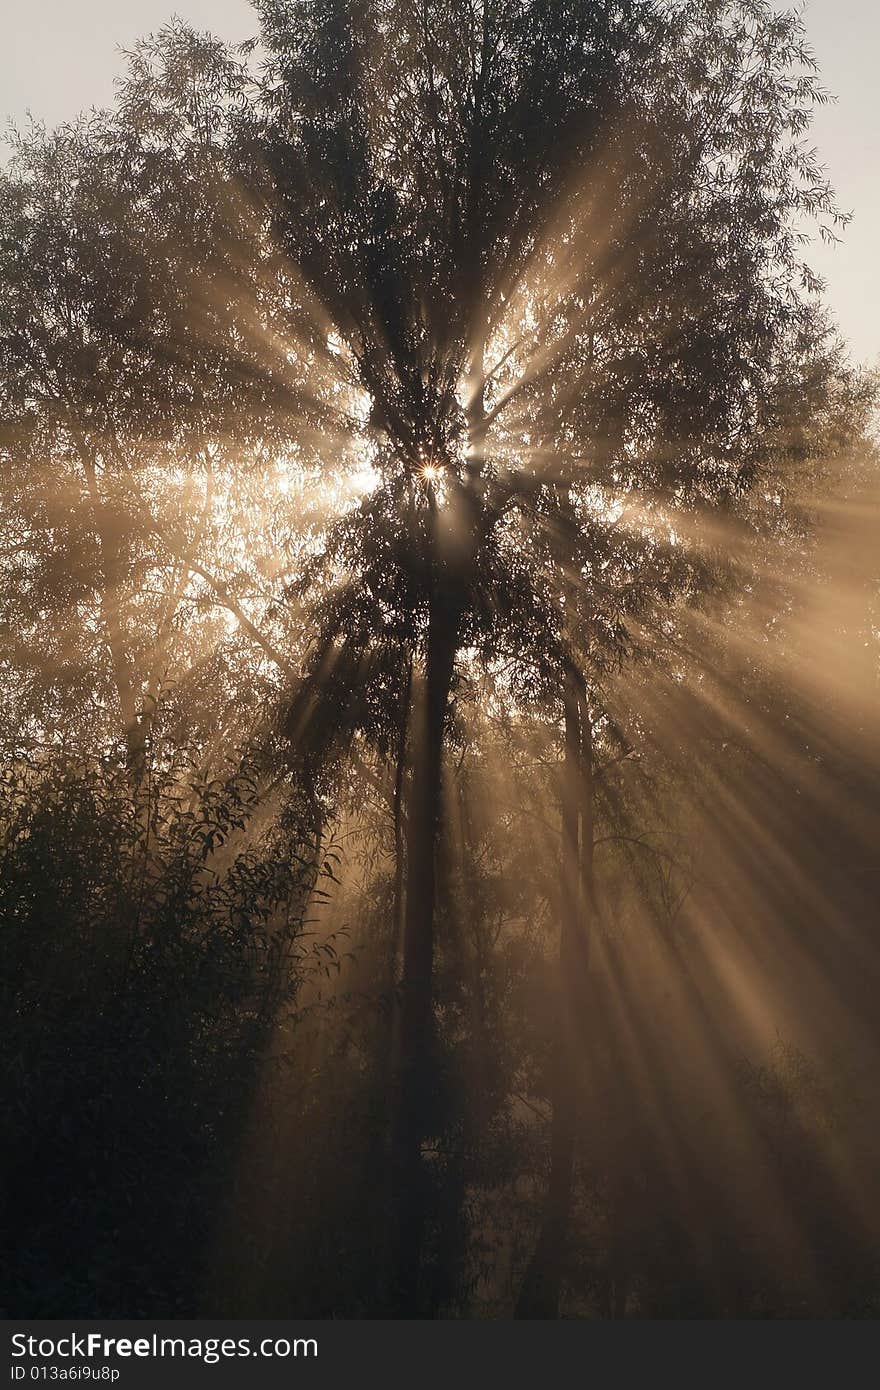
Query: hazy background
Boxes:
[{"xmin": 1, "ymin": 0, "xmax": 878, "ymax": 363}]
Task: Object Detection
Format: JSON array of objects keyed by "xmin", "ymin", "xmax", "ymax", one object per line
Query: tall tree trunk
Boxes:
[
  {"xmin": 389, "ymin": 589, "xmax": 459, "ymax": 1314},
  {"xmin": 391, "ymin": 655, "xmax": 413, "ymax": 963},
  {"xmin": 385, "ymin": 322, "xmax": 481, "ymax": 1312},
  {"xmin": 516, "ymin": 665, "xmax": 594, "ymax": 1318},
  {"xmin": 379, "ymin": 655, "xmax": 411, "ymax": 1196}
]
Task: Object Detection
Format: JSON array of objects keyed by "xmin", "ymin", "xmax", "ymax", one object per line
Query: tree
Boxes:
[
  {"xmin": 247, "ymin": 0, "xmax": 848, "ymax": 1311},
  {"xmin": 0, "ymin": 25, "xmax": 326, "ymax": 772}
]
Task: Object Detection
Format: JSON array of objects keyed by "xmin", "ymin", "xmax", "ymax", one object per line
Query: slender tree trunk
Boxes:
[
  {"xmin": 379, "ymin": 656, "xmax": 411, "ymax": 1188},
  {"xmin": 516, "ymin": 665, "xmax": 594, "ymax": 1318},
  {"xmin": 388, "ymin": 585, "xmax": 459, "ymax": 1315},
  {"xmin": 391, "ymin": 656, "xmax": 413, "ymax": 961}
]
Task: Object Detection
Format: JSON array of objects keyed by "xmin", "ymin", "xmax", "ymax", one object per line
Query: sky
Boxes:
[{"xmin": 2, "ymin": 0, "xmax": 877, "ymax": 364}]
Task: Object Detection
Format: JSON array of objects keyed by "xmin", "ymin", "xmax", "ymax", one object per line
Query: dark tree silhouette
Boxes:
[{"xmin": 248, "ymin": 0, "xmax": 849, "ymax": 1312}]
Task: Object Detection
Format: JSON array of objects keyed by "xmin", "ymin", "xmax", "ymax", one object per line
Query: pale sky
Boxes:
[{"xmin": 2, "ymin": 1, "xmax": 877, "ymax": 364}]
